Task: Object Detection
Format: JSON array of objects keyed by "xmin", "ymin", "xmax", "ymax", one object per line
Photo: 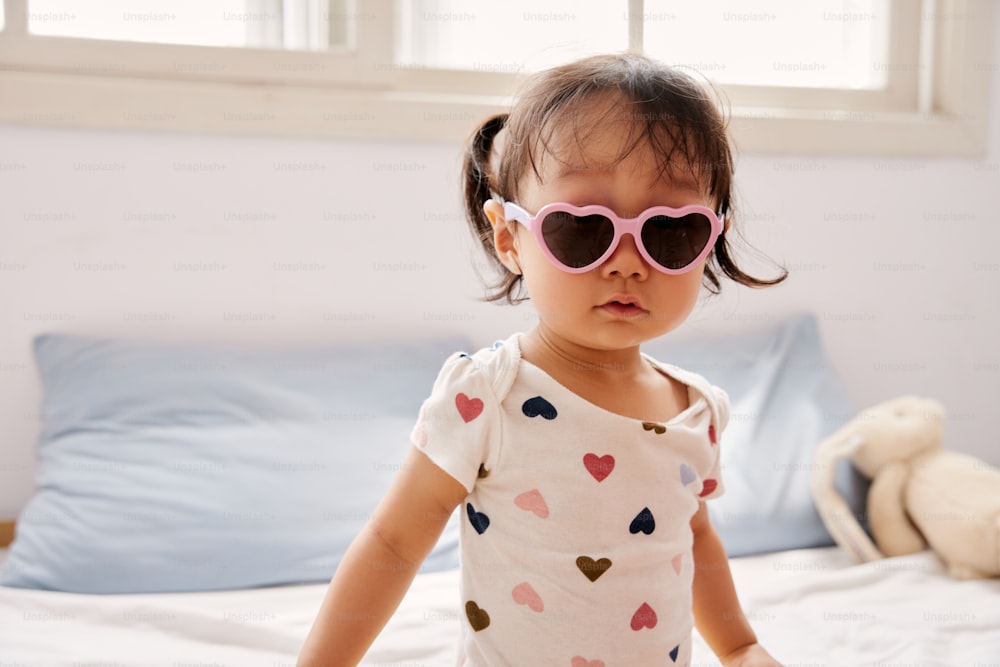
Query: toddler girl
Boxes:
[{"xmin": 300, "ymin": 52, "xmax": 786, "ymax": 667}]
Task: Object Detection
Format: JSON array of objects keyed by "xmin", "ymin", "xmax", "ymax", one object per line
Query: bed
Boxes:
[
  {"xmin": 1, "ymin": 315, "xmax": 998, "ymax": 666},
  {"xmin": 3, "ymin": 545, "xmax": 1000, "ymax": 665}
]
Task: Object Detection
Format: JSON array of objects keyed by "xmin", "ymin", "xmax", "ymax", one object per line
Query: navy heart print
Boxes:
[
  {"xmin": 629, "ymin": 507, "xmax": 655, "ymax": 535},
  {"xmin": 467, "ymin": 503, "xmax": 490, "ymax": 534},
  {"xmin": 521, "ymin": 396, "xmax": 557, "ymax": 420}
]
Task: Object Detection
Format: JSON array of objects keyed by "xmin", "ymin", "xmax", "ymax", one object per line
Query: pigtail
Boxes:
[
  {"xmin": 704, "ymin": 194, "xmax": 789, "ymax": 293},
  {"xmin": 462, "ymin": 113, "xmax": 526, "ymax": 303},
  {"xmin": 707, "ymin": 231, "xmax": 789, "ymax": 293},
  {"xmin": 463, "ymin": 113, "xmax": 507, "ymax": 249}
]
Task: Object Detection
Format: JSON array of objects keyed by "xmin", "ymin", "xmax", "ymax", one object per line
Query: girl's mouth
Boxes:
[{"xmin": 599, "ymin": 300, "xmax": 648, "ymax": 318}]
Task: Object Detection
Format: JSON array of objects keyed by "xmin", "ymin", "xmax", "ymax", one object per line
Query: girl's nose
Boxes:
[{"xmin": 600, "ymin": 233, "xmax": 649, "ymax": 279}]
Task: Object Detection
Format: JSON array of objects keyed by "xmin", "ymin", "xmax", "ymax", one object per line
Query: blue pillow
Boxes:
[
  {"xmin": 0, "ymin": 334, "xmax": 467, "ymax": 593},
  {"xmin": 643, "ymin": 313, "xmax": 868, "ymax": 556}
]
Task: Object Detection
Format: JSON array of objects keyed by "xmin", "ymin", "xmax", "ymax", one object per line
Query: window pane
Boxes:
[
  {"xmin": 643, "ymin": 0, "xmax": 890, "ymax": 89},
  {"xmin": 27, "ymin": 0, "xmax": 348, "ymax": 51},
  {"xmin": 399, "ymin": 0, "xmax": 628, "ymax": 72},
  {"xmin": 30, "ymin": 0, "xmax": 253, "ymax": 47}
]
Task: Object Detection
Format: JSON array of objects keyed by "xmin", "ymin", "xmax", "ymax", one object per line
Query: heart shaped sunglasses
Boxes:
[{"xmin": 501, "ymin": 200, "xmax": 723, "ymax": 274}]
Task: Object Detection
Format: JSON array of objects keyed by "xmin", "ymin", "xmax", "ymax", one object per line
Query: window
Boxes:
[
  {"xmin": 26, "ymin": 0, "xmax": 350, "ymax": 51},
  {"xmin": 399, "ymin": 0, "xmax": 892, "ymax": 90},
  {"xmin": 643, "ymin": 1, "xmax": 892, "ymax": 90},
  {"xmin": 0, "ymin": 0, "xmax": 992, "ymax": 156}
]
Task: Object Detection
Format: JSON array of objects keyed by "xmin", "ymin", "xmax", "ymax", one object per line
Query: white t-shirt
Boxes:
[{"xmin": 411, "ymin": 333, "xmax": 729, "ymax": 666}]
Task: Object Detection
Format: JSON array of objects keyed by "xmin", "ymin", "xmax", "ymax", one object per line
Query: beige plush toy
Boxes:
[{"xmin": 812, "ymin": 395, "xmax": 1000, "ymax": 579}]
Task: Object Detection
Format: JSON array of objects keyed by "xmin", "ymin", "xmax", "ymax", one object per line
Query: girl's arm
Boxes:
[
  {"xmin": 297, "ymin": 446, "xmax": 468, "ymax": 667},
  {"xmin": 690, "ymin": 502, "xmax": 782, "ymax": 666}
]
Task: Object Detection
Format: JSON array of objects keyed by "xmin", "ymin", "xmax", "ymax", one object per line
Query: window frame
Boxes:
[{"xmin": 0, "ymin": 0, "xmax": 992, "ymax": 156}]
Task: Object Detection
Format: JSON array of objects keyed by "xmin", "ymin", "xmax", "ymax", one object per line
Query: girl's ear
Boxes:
[{"xmin": 483, "ymin": 200, "xmax": 523, "ymax": 275}]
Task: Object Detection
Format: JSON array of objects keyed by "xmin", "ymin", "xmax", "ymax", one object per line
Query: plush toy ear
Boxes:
[{"xmin": 811, "ymin": 431, "xmax": 883, "ymax": 563}]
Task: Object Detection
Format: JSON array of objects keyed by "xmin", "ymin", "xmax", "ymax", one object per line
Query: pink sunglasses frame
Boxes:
[{"xmin": 501, "ymin": 200, "xmax": 724, "ymax": 275}]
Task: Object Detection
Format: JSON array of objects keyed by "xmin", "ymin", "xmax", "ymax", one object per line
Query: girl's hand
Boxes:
[{"xmin": 719, "ymin": 642, "xmax": 783, "ymax": 667}]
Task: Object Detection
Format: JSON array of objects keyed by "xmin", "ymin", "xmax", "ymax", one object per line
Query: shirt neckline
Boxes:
[{"xmin": 507, "ymin": 332, "xmax": 708, "ymax": 426}]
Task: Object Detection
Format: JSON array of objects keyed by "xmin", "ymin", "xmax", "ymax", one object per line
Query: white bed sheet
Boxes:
[{"xmin": 1, "ymin": 546, "xmax": 998, "ymax": 666}]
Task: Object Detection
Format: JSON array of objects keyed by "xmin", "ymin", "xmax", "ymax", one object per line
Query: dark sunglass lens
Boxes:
[
  {"xmin": 541, "ymin": 212, "xmax": 615, "ymax": 269},
  {"xmin": 641, "ymin": 214, "xmax": 713, "ymax": 270}
]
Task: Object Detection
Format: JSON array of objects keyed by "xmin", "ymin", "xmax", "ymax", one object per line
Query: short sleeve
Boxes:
[
  {"xmin": 410, "ymin": 351, "xmax": 502, "ymax": 493},
  {"xmin": 712, "ymin": 384, "xmax": 730, "ymax": 433},
  {"xmin": 699, "ymin": 383, "xmax": 729, "ymax": 501}
]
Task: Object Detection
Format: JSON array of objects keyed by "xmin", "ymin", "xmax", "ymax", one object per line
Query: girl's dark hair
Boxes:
[{"xmin": 462, "ymin": 52, "xmax": 787, "ymax": 303}]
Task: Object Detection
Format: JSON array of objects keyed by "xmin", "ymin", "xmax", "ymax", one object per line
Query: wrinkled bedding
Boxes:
[{"xmin": 2, "ymin": 547, "xmax": 998, "ymax": 666}]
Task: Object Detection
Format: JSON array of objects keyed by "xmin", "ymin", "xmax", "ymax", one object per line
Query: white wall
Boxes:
[{"xmin": 1, "ymin": 22, "xmax": 998, "ymax": 518}]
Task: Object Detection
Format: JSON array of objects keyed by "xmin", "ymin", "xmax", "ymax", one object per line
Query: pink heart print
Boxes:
[
  {"xmin": 513, "ymin": 489, "xmax": 549, "ymax": 518},
  {"xmin": 630, "ymin": 602, "xmax": 658, "ymax": 630},
  {"xmin": 583, "ymin": 453, "xmax": 615, "ymax": 482},
  {"xmin": 699, "ymin": 479, "xmax": 718, "ymax": 497},
  {"xmin": 455, "ymin": 392, "xmax": 484, "ymax": 423},
  {"xmin": 571, "ymin": 657, "xmax": 605, "ymax": 667},
  {"xmin": 511, "ymin": 582, "xmax": 544, "ymax": 612}
]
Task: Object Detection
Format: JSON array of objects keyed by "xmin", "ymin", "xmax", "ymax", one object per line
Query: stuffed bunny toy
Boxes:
[{"xmin": 812, "ymin": 395, "xmax": 1000, "ymax": 579}]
